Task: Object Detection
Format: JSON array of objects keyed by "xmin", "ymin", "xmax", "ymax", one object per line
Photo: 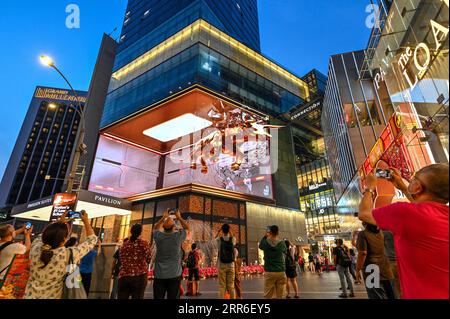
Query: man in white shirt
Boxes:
[{"xmin": 0, "ymin": 224, "xmax": 32, "ymax": 279}]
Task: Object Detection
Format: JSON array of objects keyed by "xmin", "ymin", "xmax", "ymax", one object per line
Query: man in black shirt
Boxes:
[{"xmin": 332, "ymin": 239, "xmax": 355, "ymax": 298}]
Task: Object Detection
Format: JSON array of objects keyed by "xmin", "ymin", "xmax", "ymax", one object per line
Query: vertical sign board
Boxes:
[
  {"xmin": 359, "ymin": 113, "xmax": 414, "ymax": 191},
  {"xmin": 49, "ymin": 193, "xmax": 78, "ymax": 222}
]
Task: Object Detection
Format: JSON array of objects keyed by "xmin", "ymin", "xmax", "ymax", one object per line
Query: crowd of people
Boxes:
[
  {"xmin": 0, "ymin": 164, "xmax": 448, "ymax": 300},
  {"xmin": 0, "ymin": 208, "xmax": 305, "ymax": 300}
]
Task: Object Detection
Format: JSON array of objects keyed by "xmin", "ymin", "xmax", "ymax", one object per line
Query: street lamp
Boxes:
[
  {"xmin": 39, "ymin": 55, "xmax": 54, "ymax": 67},
  {"xmin": 39, "ymin": 54, "xmax": 87, "ymax": 193}
]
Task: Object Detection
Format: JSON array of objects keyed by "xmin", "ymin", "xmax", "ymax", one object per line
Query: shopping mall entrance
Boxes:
[{"xmin": 10, "ymin": 190, "xmax": 132, "ymax": 242}]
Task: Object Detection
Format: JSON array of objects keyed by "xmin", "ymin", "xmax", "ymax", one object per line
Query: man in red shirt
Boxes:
[{"xmin": 358, "ymin": 164, "xmax": 449, "ymax": 299}]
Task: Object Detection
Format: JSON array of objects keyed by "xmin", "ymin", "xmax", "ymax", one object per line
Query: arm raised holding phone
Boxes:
[{"xmin": 175, "ymin": 209, "xmax": 190, "ymax": 233}]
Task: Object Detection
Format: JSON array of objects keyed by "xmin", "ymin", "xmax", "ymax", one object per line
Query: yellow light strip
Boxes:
[
  {"xmin": 113, "ymin": 22, "xmax": 201, "ymax": 80},
  {"xmin": 112, "ymin": 19, "xmax": 309, "ymax": 98},
  {"xmin": 198, "ymin": 21, "xmax": 306, "ymax": 88}
]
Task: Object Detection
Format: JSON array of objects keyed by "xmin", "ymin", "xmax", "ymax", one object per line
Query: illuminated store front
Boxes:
[
  {"xmin": 287, "ymin": 69, "xmax": 339, "ymax": 246},
  {"xmin": 322, "ymin": 0, "xmax": 448, "ymax": 224},
  {"xmin": 366, "ymin": 0, "xmax": 449, "ymax": 168}
]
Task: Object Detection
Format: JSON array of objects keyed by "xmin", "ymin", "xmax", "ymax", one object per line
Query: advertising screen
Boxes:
[{"xmin": 50, "ymin": 193, "xmax": 78, "ymax": 222}]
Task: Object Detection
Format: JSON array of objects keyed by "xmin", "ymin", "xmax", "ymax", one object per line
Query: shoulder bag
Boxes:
[{"xmin": 62, "ymin": 248, "xmax": 87, "ymax": 299}]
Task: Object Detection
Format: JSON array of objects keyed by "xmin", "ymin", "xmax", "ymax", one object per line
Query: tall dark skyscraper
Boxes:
[
  {"xmin": 116, "ymin": 0, "xmax": 260, "ymax": 69},
  {"xmin": 0, "ymin": 87, "xmax": 87, "ymax": 208}
]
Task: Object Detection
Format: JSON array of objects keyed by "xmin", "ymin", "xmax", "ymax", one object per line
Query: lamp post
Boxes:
[{"xmin": 40, "ymin": 55, "xmax": 87, "ymax": 193}]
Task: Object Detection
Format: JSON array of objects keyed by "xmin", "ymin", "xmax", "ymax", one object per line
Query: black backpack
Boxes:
[
  {"xmin": 186, "ymin": 251, "xmax": 197, "ymax": 269},
  {"xmin": 338, "ymin": 247, "xmax": 352, "ymax": 267},
  {"xmin": 219, "ymin": 237, "xmax": 235, "ymax": 264}
]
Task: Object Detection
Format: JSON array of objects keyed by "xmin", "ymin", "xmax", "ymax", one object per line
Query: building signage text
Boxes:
[
  {"xmin": 374, "ymin": 0, "xmax": 448, "ymax": 92},
  {"xmin": 309, "ymin": 182, "xmax": 327, "ymax": 191},
  {"xmin": 35, "ymin": 87, "xmax": 87, "ymax": 103},
  {"xmin": 398, "ymin": 2, "xmax": 448, "ymax": 90},
  {"xmin": 94, "ymin": 195, "xmax": 122, "ymax": 206},
  {"xmin": 27, "ymin": 198, "xmax": 53, "ymax": 209},
  {"xmin": 291, "ymin": 100, "xmax": 322, "ymax": 121}
]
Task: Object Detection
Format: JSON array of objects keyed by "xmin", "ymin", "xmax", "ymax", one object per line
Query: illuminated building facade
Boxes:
[
  {"xmin": 322, "ymin": 0, "xmax": 449, "ymax": 235},
  {"xmin": 88, "ymin": 0, "xmax": 310, "ymax": 262},
  {"xmin": 286, "ymin": 70, "xmax": 341, "ymax": 248}
]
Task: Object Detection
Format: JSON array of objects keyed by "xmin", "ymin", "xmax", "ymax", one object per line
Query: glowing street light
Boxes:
[{"xmin": 39, "ymin": 55, "xmax": 54, "ymax": 67}]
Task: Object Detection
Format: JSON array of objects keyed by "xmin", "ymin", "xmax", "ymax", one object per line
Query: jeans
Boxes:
[
  {"xmin": 336, "ymin": 265, "xmax": 354, "ymax": 295},
  {"xmin": 153, "ymin": 277, "xmax": 181, "ymax": 299},
  {"xmin": 349, "ymin": 263, "xmax": 357, "ymax": 280},
  {"xmin": 219, "ymin": 263, "xmax": 235, "ymax": 299},
  {"xmin": 264, "ymin": 272, "xmax": 287, "ymax": 299},
  {"xmin": 118, "ymin": 274, "xmax": 148, "ymax": 299},
  {"xmin": 364, "ymin": 277, "xmax": 395, "ymax": 299}
]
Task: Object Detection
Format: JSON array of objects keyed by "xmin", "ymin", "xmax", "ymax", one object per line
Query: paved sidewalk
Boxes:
[{"xmin": 144, "ymin": 270, "xmax": 368, "ymax": 299}]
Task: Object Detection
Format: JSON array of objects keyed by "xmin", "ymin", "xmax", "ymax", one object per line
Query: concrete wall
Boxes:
[
  {"xmin": 79, "ymin": 34, "xmax": 118, "ymax": 190},
  {"xmin": 246, "ymin": 202, "xmax": 307, "ymax": 265}
]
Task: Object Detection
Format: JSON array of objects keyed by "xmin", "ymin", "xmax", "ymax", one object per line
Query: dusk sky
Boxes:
[{"xmin": 0, "ymin": 0, "xmax": 372, "ymax": 179}]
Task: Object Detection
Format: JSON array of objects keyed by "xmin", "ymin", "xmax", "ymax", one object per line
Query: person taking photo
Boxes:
[
  {"xmin": 358, "ymin": 164, "xmax": 449, "ymax": 299},
  {"xmin": 153, "ymin": 209, "xmax": 189, "ymax": 299},
  {"xmin": 24, "ymin": 210, "xmax": 97, "ymax": 299}
]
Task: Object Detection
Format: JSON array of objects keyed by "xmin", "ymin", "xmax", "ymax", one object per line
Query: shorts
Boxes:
[
  {"xmin": 286, "ymin": 268, "xmax": 297, "ymax": 279},
  {"xmin": 188, "ymin": 268, "xmax": 200, "ymax": 281}
]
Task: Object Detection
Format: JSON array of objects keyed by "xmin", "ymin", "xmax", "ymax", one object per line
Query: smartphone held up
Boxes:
[
  {"xmin": 67, "ymin": 211, "xmax": 83, "ymax": 219},
  {"xmin": 376, "ymin": 169, "xmax": 391, "ymax": 179}
]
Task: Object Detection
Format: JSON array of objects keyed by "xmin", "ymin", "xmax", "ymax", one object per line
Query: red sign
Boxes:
[
  {"xmin": 50, "ymin": 193, "xmax": 78, "ymax": 222},
  {"xmin": 360, "ymin": 113, "xmax": 414, "ymax": 189}
]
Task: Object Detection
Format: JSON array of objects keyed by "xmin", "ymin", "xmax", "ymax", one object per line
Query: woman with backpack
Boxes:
[
  {"xmin": 332, "ymin": 239, "xmax": 355, "ymax": 298},
  {"xmin": 284, "ymin": 240, "xmax": 299, "ymax": 299},
  {"xmin": 186, "ymin": 243, "xmax": 201, "ymax": 297}
]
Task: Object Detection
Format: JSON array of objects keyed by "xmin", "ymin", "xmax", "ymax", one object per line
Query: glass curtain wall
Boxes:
[{"xmin": 369, "ymin": 0, "xmax": 449, "ymax": 166}]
